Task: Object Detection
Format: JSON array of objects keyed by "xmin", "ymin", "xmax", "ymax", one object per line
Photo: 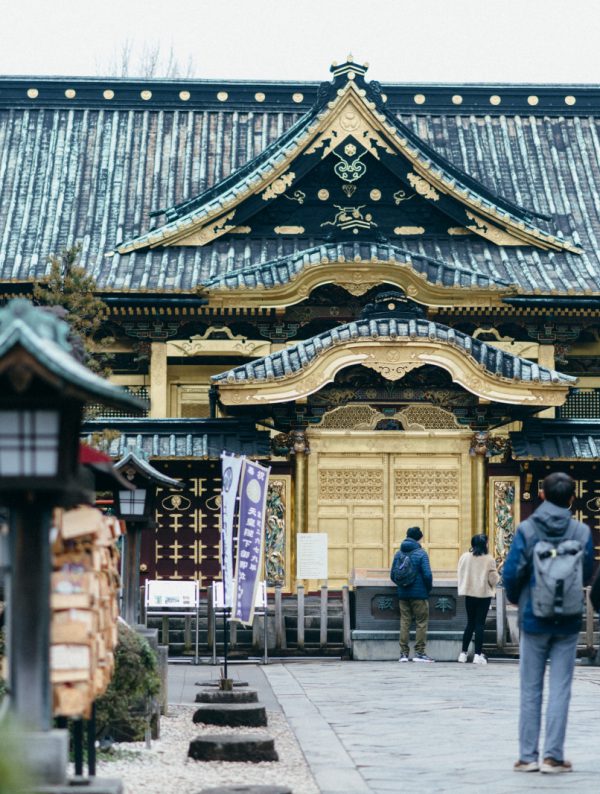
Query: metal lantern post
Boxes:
[
  {"xmin": 0, "ymin": 299, "xmax": 143, "ymax": 782},
  {"xmin": 113, "ymin": 450, "xmax": 179, "ymax": 626}
]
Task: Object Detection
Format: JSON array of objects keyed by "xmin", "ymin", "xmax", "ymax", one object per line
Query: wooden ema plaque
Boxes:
[{"xmin": 50, "ymin": 506, "xmax": 122, "ymax": 718}]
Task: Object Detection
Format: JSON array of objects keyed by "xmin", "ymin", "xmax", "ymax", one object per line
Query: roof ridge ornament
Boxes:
[{"xmin": 330, "ymin": 56, "xmax": 369, "ymax": 81}]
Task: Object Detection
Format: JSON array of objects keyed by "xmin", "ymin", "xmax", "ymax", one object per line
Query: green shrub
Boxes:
[{"xmin": 95, "ymin": 623, "xmax": 160, "ymax": 743}]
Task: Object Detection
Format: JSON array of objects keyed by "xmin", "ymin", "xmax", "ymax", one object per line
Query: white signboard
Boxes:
[
  {"xmin": 296, "ymin": 533, "xmax": 328, "ymax": 580},
  {"xmin": 145, "ymin": 580, "xmax": 199, "ymax": 608},
  {"xmin": 213, "ymin": 580, "xmax": 267, "ymax": 611}
]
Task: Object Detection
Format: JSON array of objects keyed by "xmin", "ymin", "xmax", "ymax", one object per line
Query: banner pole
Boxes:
[{"xmin": 223, "ymin": 607, "xmax": 229, "ymax": 680}]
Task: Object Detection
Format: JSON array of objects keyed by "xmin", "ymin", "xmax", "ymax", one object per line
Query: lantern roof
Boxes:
[
  {"xmin": 114, "ymin": 449, "xmax": 181, "ymax": 488},
  {"xmin": 0, "ymin": 299, "xmax": 146, "ymax": 411}
]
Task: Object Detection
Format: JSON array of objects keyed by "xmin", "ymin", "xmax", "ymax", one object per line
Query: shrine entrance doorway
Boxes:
[{"xmin": 306, "ymin": 430, "xmax": 474, "ymax": 588}]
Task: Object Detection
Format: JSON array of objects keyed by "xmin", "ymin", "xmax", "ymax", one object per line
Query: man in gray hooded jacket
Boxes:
[{"xmin": 503, "ymin": 472, "xmax": 593, "ymax": 775}]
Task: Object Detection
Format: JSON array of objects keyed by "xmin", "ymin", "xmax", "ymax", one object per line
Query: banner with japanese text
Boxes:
[
  {"xmin": 231, "ymin": 458, "xmax": 270, "ymax": 625},
  {"xmin": 220, "ymin": 452, "xmax": 244, "ymax": 609}
]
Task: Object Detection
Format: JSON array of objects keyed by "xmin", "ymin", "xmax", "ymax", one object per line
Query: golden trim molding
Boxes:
[
  {"xmin": 206, "ymin": 260, "xmax": 515, "ymax": 310},
  {"xmin": 216, "ymin": 338, "xmax": 573, "ymax": 407}
]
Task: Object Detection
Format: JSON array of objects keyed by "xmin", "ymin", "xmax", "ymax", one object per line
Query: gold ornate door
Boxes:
[{"xmin": 306, "ymin": 431, "xmax": 472, "ymax": 587}]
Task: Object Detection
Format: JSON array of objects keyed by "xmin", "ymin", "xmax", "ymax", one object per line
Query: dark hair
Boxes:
[
  {"xmin": 542, "ymin": 472, "xmax": 575, "ymax": 508},
  {"xmin": 471, "ymin": 534, "xmax": 488, "ymax": 556},
  {"xmin": 406, "ymin": 526, "xmax": 423, "ymax": 541}
]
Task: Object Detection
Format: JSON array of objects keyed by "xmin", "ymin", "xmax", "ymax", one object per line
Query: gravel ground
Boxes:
[{"xmin": 96, "ymin": 704, "xmax": 320, "ymax": 794}]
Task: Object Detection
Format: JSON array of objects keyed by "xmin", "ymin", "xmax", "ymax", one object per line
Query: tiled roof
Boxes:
[
  {"xmin": 203, "ymin": 241, "xmax": 511, "ymax": 292},
  {"xmin": 82, "ymin": 418, "xmax": 271, "ymax": 459},
  {"xmin": 1, "ymin": 76, "xmax": 600, "ymax": 292},
  {"xmin": 510, "ymin": 420, "xmax": 600, "ymax": 460},
  {"xmin": 212, "ymin": 317, "xmax": 575, "ymax": 385}
]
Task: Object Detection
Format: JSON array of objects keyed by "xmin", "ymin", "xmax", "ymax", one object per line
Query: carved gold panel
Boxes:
[
  {"xmin": 319, "ymin": 468, "xmax": 384, "ymax": 501},
  {"xmin": 394, "ymin": 469, "xmax": 459, "ymax": 501},
  {"xmin": 488, "ymin": 475, "xmax": 520, "ymax": 568}
]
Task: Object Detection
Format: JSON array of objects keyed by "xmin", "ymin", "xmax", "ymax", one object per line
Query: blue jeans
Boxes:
[{"xmin": 519, "ymin": 631, "xmax": 578, "ymax": 763}]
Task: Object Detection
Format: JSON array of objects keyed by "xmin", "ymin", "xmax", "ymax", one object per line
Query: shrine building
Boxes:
[{"xmin": 1, "ymin": 58, "xmax": 599, "ymax": 590}]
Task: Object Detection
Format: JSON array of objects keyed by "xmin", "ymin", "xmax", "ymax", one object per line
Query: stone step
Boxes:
[
  {"xmin": 195, "ymin": 689, "xmax": 259, "ymax": 703},
  {"xmin": 188, "ymin": 734, "xmax": 278, "ymax": 763},
  {"xmin": 200, "ymin": 783, "xmax": 292, "ymax": 794},
  {"xmin": 193, "ymin": 703, "xmax": 267, "ymax": 727}
]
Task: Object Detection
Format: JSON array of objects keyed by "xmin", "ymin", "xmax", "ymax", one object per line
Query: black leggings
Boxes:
[{"xmin": 462, "ymin": 596, "xmax": 492, "ymax": 654}]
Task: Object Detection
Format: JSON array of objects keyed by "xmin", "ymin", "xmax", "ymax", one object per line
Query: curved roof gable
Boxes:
[
  {"xmin": 212, "ymin": 315, "xmax": 574, "ymax": 408},
  {"xmin": 118, "ymin": 58, "xmax": 579, "ymax": 256}
]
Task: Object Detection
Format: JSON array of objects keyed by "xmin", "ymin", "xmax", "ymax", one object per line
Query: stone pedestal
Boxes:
[
  {"xmin": 193, "ymin": 703, "xmax": 267, "ymax": 727},
  {"xmin": 20, "ymin": 729, "xmax": 69, "ymax": 786},
  {"xmin": 195, "ymin": 689, "xmax": 258, "ymax": 703},
  {"xmin": 188, "ymin": 734, "xmax": 278, "ymax": 762},
  {"xmin": 36, "ymin": 778, "xmax": 124, "ymax": 793}
]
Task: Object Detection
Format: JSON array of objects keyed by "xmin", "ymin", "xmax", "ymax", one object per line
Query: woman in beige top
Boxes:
[{"xmin": 457, "ymin": 534, "xmax": 500, "ymax": 665}]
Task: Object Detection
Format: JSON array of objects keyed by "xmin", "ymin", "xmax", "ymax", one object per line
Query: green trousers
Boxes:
[{"xmin": 399, "ymin": 598, "xmax": 430, "ymax": 655}]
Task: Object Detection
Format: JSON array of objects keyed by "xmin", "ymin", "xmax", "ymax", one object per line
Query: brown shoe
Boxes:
[
  {"xmin": 513, "ymin": 760, "xmax": 539, "ymax": 772},
  {"xmin": 540, "ymin": 758, "xmax": 572, "ymax": 774}
]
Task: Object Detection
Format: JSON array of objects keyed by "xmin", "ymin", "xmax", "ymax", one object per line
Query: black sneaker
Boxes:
[{"xmin": 413, "ymin": 653, "xmax": 435, "ymax": 663}]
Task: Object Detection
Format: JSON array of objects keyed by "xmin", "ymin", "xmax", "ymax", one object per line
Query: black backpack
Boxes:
[{"xmin": 390, "ymin": 550, "xmax": 417, "ymax": 588}]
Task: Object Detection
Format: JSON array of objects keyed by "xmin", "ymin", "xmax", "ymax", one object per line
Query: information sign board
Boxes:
[
  {"xmin": 296, "ymin": 533, "xmax": 328, "ymax": 580},
  {"xmin": 145, "ymin": 580, "xmax": 199, "ymax": 608}
]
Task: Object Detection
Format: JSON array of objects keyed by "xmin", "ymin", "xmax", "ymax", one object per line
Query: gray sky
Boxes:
[{"xmin": 1, "ymin": 0, "xmax": 599, "ymax": 83}]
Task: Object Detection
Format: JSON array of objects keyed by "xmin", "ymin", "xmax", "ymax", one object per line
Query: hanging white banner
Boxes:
[{"xmin": 220, "ymin": 452, "xmax": 244, "ymax": 609}]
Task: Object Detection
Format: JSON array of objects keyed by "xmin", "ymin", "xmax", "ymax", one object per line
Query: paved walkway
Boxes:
[{"xmin": 263, "ymin": 660, "xmax": 600, "ymax": 794}]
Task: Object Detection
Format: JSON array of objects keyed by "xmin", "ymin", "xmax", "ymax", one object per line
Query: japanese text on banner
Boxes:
[
  {"xmin": 220, "ymin": 452, "xmax": 244, "ymax": 609},
  {"xmin": 232, "ymin": 459, "xmax": 270, "ymax": 625}
]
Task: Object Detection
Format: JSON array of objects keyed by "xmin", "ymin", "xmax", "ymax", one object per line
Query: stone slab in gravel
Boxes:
[
  {"xmin": 195, "ymin": 689, "xmax": 258, "ymax": 704},
  {"xmin": 193, "ymin": 703, "xmax": 267, "ymax": 727},
  {"xmin": 196, "ymin": 680, "xmax": 249, "ymax": 687},
  {"xmin": 200, "ymin": 786, "xmax": 292, "ymax": 794},
  {"xmin": 188, "ymin": 734, "xmax": 277, "ymax": 762},
  {"xmin": 96, "ymin": 705, "xmax": 318, "ymax": 794}
]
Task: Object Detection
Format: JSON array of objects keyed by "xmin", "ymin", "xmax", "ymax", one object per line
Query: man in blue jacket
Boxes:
[
  {"xmin": 503, "ymin": 472, "xmax": 593, "ymax": 775},
  {"xmin": 397, "ymin": 526, "xmax": 434, "ymax": 662}
]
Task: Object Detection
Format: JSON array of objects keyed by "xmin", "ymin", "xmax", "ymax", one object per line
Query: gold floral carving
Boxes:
[
  {"xmin": 304, "ymin": 93, "xmax": 396, "ymax": 160},
  {"xmin": 394, "ymin": 226, "xmax": 425, "ymax": 235},
  {"xmin": 465, "ymin": 211, "xmax": 522, "ymax": 246},
  {"xmin": 406, "ymin": 172, "xmax": 440, "ymax": 201},
  {"xmin": 274, "ymin": 226, "xmax": 305, "ymax": 235},
  {"xmin": 176, "ymin": 211, "xmax": 237, "ymax": 246},
  {"xmin": 363, "ymin": 351, "xmax": 422, "ymax": 381},
  {"xmin": 319, "ymin": 468, "xmax": 384, "ymax": 501},
  {"xmin": 262, "ymin": 171, "xmax": 296, "ymax": 201},
  {"xmin": 395, "ymin": 470, "xmax": 459, "ymax": 501}
]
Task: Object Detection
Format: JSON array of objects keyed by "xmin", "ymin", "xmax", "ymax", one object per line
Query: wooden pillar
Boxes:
[
  {"xmin": 150, "ymin": 342, "xmax": 168, "ymax": 418},
  {"xmin": 470, "ymin": 431, "xmax": 489, "ymax": 537},
  {"xmin": 291, "ymin": 429, "xmax": 309, "ymax": 587},
  {"xmin": 9, "ymin": 500, "xmax": 52, "ymax": 730},
  {"xmin": 538, "ymin": 344, "xmax": 556, "ymax": 418}
]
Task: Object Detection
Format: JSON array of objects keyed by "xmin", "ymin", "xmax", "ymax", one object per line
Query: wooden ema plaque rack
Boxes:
[{"xmin": 50, "ymin": 505, "xmax": 122, "ymax": 718}]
